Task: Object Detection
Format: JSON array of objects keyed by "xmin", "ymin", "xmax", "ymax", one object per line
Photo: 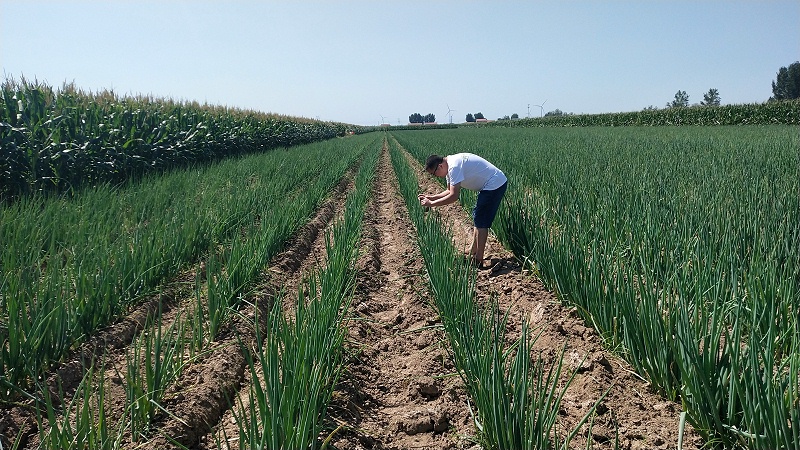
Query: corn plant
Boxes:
[
  {"xmin": 0, "ymin": 77, "xmax": 366, "ymax": 201},
  {"xmin": 486, "ymin": 100, "xmax": 800, "ymax": 127}
]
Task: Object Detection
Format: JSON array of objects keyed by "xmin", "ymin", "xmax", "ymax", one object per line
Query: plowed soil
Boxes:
[{"xmin": 1, "ymin": 141, "xmax": 703, "ymax": 450}]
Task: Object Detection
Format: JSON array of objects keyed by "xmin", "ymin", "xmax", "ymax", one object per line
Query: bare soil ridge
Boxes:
[{"xmin": 329, "ymin": 142, "xmax": 475, "ymax": 449}]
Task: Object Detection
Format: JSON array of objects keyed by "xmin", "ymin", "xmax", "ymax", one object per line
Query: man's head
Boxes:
[{"xmin": 425, "ymin": 155, "xmax": 445, "ymax": 176}]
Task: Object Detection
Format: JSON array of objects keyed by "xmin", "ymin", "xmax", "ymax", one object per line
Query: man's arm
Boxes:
[
  {"xmin": 422, "ymin": 189, "xmax": 450, "ymax": 200},
  {"xmin": 420, "ymin": 183, "xmax": 461, "ymax": 207}
]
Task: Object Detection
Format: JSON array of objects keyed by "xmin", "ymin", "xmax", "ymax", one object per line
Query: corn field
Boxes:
[
  {"xmin": 489, "ymin": 100, "xmax": 800, "ymax": 127},
  {"xmin": 0, "ymin": 78, "xmax": 366, "ymax": 201}
]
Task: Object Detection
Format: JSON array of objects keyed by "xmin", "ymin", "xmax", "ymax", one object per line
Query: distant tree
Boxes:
[
  {"xmin": 770, "ymin": 61, "xmax": 800, "ymax": 100},
  {"xmin": 544, "ymin": 109, "xmax": 564, "ymax": 117},
  {"xmin": 701, "ymin": 88, "xmax": 721, "ymax": 106},
  {"xmin": 499, "ymin": 115, "xmax": 511, "ymax": 121},
  {"xmin": 642, "ymin": 105, "xmax": 659, "ymax": 111},
  {"xmin": 466, "ymin": 113, "xmax": 475, "ymax": 122},
  {"xmin": 474, "ymin": 112, "xmax": 485, "ymax": 120},
  {"xmin": 511, "ymin": 113, "xmax": 519, "ymax": 119},
  {"xmin": 668, "ymin": 90, "xmax": 689, "ymax": 108},
  {"xmin": 424, "ymin": 113, "xmax": 436, "ymax": 123},
  {"xmin": 409, "ymin": 113, "xmax": 423, "ymax": 123}
]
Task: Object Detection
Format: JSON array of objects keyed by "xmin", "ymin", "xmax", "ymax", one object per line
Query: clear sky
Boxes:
[{"xmin": 2, "ymin": 1, "xmax": 798, "ymax": 126}]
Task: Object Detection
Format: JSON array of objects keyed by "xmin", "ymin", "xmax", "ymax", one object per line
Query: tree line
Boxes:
[
  {"xmin": 408, "ymin": 113, "xmax": 436, "ymax": 124},
  {"xmin": 665, "ymin": 61, "xmax": 798, "ymax": 109},
  {"xmin": 468, "ymin": 61, "xmax": 800, "ymax": 120}
]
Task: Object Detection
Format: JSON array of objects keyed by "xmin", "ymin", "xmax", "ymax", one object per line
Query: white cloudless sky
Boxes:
[{"xmin": 2, "ymin": 1, "xmax": 798, "ymax": 125}]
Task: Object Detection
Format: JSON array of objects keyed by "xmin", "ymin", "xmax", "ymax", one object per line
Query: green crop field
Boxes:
[
  {"xmin": 395, "ymin": 125, "xmax": 799, "ymax": 449},
  {"xmin": 1, "ymin": 81, "xmax": 798, "ymax": 449}
]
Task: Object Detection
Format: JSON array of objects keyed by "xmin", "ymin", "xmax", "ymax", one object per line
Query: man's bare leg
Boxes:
[
  {"xmin": 468, "ymin": 228, "xmax": 477, "ymax": 258},
  {"xmin": 467, "ymin": 228, "xmax": 475, "ymax": 257},
  {"xmin": 469, "ymin": 227, "xmax": 489, "ymax": 263}
]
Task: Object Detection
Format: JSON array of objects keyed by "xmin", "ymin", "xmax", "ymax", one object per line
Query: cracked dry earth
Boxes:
[{"xmin": 1, "ymin": 143, "xmax": 704, "ymax": 450}]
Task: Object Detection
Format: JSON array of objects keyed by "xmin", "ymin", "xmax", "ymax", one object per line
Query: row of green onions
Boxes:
[
  {"xmin": 393, "ymin": 126, "xmax": 798, "ymax": 449},
  {"xmin": 388, "ymin": 137, "xmax": 597, "ymax": 449},
  {"xmin": 1, "ymin": 134, "xmax": 377, "ymax": 441},
  {"xmin": 228, "ymin": 140, "xmax": 380, "ymax": 449}
]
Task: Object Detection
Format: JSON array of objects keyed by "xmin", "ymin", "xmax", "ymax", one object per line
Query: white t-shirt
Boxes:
[{"xmin": 446, "ymin": 153, "xmax": 507, "ymax": 191}]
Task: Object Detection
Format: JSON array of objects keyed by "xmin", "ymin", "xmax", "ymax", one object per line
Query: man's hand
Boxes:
[{"xmin": 420, "ymin": 197, "xmax": 433, "ymax": 207}]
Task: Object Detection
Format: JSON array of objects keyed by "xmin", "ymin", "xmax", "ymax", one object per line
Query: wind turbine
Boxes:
[
  {"xmin": 379, "ymin": 114, "xmax": 387, "ymax": 125},
  {"xmin": 445, "ymin": 104, "xmax": 456, "ymax": 123},
  {"xmin": 534, "ymin": 100, "xmax": 547, "ymax": 118}
]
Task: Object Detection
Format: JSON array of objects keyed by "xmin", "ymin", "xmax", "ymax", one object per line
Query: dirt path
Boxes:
[{"xmin": 329, "ymin": 143, "xmax": 475, "ymax": 449}]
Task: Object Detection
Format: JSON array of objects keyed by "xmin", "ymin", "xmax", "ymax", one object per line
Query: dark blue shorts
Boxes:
[{"xmin": 473, "ymin": 181, "xmax": 507, "ymax": 229}]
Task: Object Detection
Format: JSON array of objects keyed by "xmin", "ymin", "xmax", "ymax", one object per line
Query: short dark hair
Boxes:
[{"xmin": 425, "ymin": 155, "xmax": 444, "ymax": 172}]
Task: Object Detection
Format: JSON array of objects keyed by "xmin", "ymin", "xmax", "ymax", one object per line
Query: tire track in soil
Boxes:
[
  {"xmin": 329, "ymin": 144, "xmax": 476, "ymax": 450},
  {"xmin": 396, "ymin": 143, "xmax": 704, "ymax": 450}
]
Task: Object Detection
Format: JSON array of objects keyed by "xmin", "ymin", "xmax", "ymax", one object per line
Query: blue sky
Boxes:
[{"xmin": 2, "ymin": 1, "xmax": 798, "ymax": 126}]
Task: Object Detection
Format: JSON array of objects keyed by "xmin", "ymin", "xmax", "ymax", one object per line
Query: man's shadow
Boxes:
[{"xmin": 481, "ymin": 256, "xmax": 525, "ymax": 276}]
